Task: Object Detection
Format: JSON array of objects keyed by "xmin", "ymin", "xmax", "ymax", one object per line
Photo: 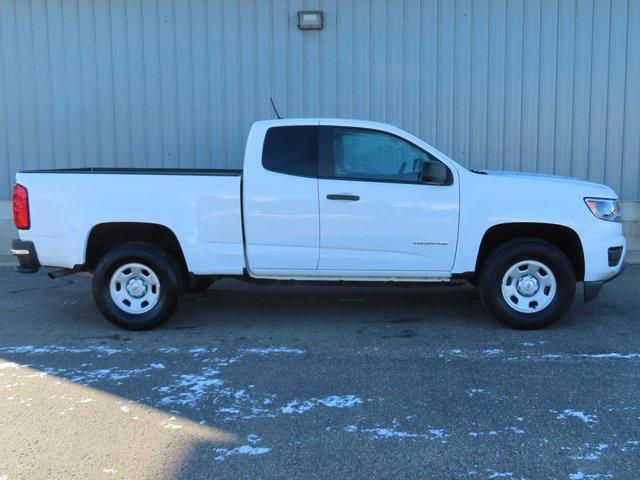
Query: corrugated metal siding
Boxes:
[{"xmin": 0, "ymin": 0, "xmax": 639, "ymax": 200}]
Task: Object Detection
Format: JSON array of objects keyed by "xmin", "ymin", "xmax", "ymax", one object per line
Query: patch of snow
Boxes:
[
  {"xmin": 578, "ymin": 353, "xmax": 640, "ymax": 359},
  {"xmin": 467, "ymin": 388, "xmax": 486, "ymax": 396},
  {"xmin": 219, "ymin": 407, "xmax": 240, "ymax": 414},
  {"xmin": 150, "ymin": 363, "xmax": 165, "ymax": 369},
  {"xmin": 346, "ymin": 425, "xmax": 447, "ymax": 441},
  {"xmin": 569, "ymin": 443, "xmax": 608, "ymax": 461},
  {"xmin": 568, "ymin": 473, "xmax": 611, "ymax": 480},
  {"xmin": 505, "ymin": 426, "xmax": 525, "ymax": 434},
  {"xmin": 188, "ymin": 347, "xmax": 211, "ymax": 355},
  {"xmin": 239, "ymin": 347, "xmax": 305, "ymax": 355},
  {"xmin": 363, "ymin": 428, "xmax": 420, "ymax": 439},
  {"xmin": 488, "ymin": 473, "xmax": 512, "ymax": 479},
  {"xmin": 160, "ymin": 417, "xmax": 182, "ymax": 429},
  {"xmin": 69, "ymin": 365, "xmax": 162, "ymax": 384},
  {"xmin": 556, "ymin": 409, "xmax": 598, "ymax": 425},
  {"xmin": 214, "ymin": 435, "xmax": 271, "ymax": 461},
  {"xmin": 469, "ymin": 426, "xmax": 522, "ymax": 437},
  {"xmin": 159, "ymin": 370, "xmax": 224, "ymax": 406},
  {"xmin": 0, "ymin": 345, "xmax": 123, "ymax": 355},
  {"xmin": 0, "ymin": 362, "xmax": 19, "ymax": 369},
  {"xmin": 120, "ymin": 405, "xmax": 130, "ymax": 413},
  {"xmin": 281, "ymin": 395, "xmax": 362, "ymax": 414},
  {"xmin": 102, "ymin": 468, "xmax": 117, "ymax": 474},
  {"xmin": 483, "ymin": 349, "xmax": 504, "ymax": 355},
  {"xmin": 214, "ymin": 444, "xmax": 271, "ymax": 461}
]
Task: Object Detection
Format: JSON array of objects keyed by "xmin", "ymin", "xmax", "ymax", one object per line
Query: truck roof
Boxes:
[{"xmin": 252, "ymin": 118, "xmax": 402, "ymax": 131}]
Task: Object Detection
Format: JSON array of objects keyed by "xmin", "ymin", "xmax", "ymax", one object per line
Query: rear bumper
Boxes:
[
  {"xmin": 11, "ymin": 239, "xmax": 40, "ymax": 273},
  {"xmin": 583, "ymin": 263, "xmax": 625, "ymax": 303}
]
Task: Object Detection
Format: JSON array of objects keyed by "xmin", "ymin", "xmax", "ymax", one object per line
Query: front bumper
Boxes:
[
  {"xmin": 11, "ymin": 239, "xmax": 40, "ymax": 273},
  {"xmin": 583, "ymin": 263, "xmax": 625, "ymax": 303}
]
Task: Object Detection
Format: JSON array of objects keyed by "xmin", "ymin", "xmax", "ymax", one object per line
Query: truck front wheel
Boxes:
[
  {"xmin": 92, "ymin": 242, "xmax": 181, "ymax": 330},
  {"xmin": 478, "ymin": 240, "xmax": 576, "ymax": 329}
]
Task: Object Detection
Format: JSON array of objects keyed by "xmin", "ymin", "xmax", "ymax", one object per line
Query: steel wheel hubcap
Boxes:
[
  {"xmin": 501, "ymin": 260, "xmax": 557, "ymax": 314},
  {"xmin": 110, "ymin": 263, "xmax": 160, "ymax": 314},
  {"xmin": 516, "ymin": 275, "xmax": 539, "ymax": 296}
]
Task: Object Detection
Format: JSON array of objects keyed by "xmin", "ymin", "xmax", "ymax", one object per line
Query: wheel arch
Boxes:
[
  {"xmin": 84, "ymin": 222, "xmax": 189, "ymax": 276},
  {"xmin": 475, "ymin": 222, "xmax": 585, "ymax": 281}
]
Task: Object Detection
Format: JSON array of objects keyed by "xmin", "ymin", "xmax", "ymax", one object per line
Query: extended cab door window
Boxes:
[{"xmin": 328, "ymin": 127, "xmax": 451, "ymax": 185}]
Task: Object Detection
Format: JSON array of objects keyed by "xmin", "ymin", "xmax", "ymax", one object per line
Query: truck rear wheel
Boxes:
[
  {"xmin": 478, "ymin": 240, "xmax": 576, "ymax": 329},
  {"xmin": 92, "ymin": 242, "xmax": 181, "ymax": 330}
]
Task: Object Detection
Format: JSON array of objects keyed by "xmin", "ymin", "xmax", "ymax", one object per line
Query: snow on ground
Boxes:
[
  {"xmin": 0, "ymin": 341, "xmax": 635, "ymax": 474},
  {"xmin": 569, "ymin": 473, "xmax": 613, "ymax": 480},
  {"xmin": 569, "ymin": 443, "xmax": 609, "ymax": 461},
  {"xmin": 213, "ymin": 434, "xmax": 270, "ymax": 461},
  {"xmin": 482, "ymin": 349, "xmax": 504, "ymax": 355},
  {"xmin": 555, "ymin": 409, "xmax": 598, "ymax": 426},
  {"xmin": 281, "ymin": 395, "xmax": 363, "ymax": 414},
  {"xmin": 239, "ymin": 347, "xmax": 306, "ymax": 355},
  {"xmin": 343, "ymin": 424, "xmax": 448, "ymax": 441},
  {"xmin": 0, "ymin": 345, "xmax": 123, "ymax": 355}
]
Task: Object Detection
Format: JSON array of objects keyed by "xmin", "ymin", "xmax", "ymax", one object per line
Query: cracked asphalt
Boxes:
[{"xmin": 0, "ymin": 265, "xmax": 639, "ymax": 480}]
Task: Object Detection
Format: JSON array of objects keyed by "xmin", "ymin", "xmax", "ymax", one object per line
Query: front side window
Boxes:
[
  {"xmin": 262, "ymin": 126, "xmax": 318, "ymax": 177},
  {"xmin": 331, "ymin": 127, "xmax": 449, "ymax": 184}
]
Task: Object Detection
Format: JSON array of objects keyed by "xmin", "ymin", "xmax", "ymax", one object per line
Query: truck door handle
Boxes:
[{"xmin": 326, "ymin": 194, "xmax": 360, "ymax": 201}]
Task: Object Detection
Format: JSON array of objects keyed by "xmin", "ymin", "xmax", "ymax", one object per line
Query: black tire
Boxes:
[
  {"xmin": 92, "ymin": 242, "xmax": 182, "ymax": 330},
  {"xmin": 186, "ymin": 277, "xmax": 215, "ymax": 293},
  {"xmin": 478, "ymin": 239, "xmax": 576, "ymax": 329}
]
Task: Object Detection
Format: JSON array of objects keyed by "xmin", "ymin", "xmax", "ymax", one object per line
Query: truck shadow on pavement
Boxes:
[{"xmin": 1, "ymin": 267, "xmax": 639, "ymax": 479}]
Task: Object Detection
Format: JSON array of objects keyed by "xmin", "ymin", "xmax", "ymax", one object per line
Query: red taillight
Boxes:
[{"xmin": 12, "ymin": 184, "xmax": 30, "ymax": 230}]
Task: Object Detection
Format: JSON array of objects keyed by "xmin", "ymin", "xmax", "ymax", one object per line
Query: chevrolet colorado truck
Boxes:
[{"xmin": 11, "ymin": 118, "xmax": 626, "ymax": 330}]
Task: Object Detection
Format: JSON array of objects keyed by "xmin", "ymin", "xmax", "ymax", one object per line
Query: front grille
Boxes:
[{"xmin": 608, "ymin": 246, "xmax": 623, "ymax": 267}]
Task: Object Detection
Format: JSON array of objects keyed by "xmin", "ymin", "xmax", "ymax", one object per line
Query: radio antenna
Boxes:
[{"xmin": 269, "ymin": 97, "xmax": 282, "ymax": 119}]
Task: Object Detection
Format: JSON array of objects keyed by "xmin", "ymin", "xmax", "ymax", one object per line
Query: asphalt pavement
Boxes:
[{"xmin": 0, "ymin": 266, "xmax": 639, "ymax": 480}]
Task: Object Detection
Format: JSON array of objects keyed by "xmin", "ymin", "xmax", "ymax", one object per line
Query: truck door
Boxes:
[
  {"xmin": 317, "ymin": 126, "xmax": 459, "ymax": 274},
  {"xmin": 243, "ymin": 125, "xmax": 320, "ymax": 271}
]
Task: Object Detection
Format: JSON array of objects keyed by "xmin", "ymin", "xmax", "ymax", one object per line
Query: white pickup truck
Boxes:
[{"xmin": 11, "ymin": 118, "xmax": 626, "ymax": 330}]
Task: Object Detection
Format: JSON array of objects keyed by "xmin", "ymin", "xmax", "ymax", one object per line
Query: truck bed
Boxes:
[{"xmin": 16, "ymin": 168, "xmax": 245, "ymax": 275}]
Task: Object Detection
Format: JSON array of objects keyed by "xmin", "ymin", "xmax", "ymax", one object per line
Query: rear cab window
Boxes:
[{"xmin": 262, "ymin": 126, "xmax": 319, "ymax": 177}]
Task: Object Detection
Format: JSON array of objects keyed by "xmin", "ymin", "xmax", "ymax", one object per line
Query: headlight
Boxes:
[{"xmin": 584, "ymin": 198, "xmax": 622, "ymax": 222}]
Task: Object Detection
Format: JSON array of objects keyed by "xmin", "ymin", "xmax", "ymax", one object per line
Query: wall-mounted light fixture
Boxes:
[{"xmin": 297, "ymin": 11, "xmax": 324, "ymax": 30}]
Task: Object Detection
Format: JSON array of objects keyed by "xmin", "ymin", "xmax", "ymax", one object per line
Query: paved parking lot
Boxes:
[{"xmin": 0, "ymin": 266, "xmax": 639, "ymax": 479}]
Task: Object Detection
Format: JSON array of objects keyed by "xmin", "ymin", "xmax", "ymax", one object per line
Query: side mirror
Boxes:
[{"xmin": 420, "ymin": 161, "xmax": 449, "ymax": 185}]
